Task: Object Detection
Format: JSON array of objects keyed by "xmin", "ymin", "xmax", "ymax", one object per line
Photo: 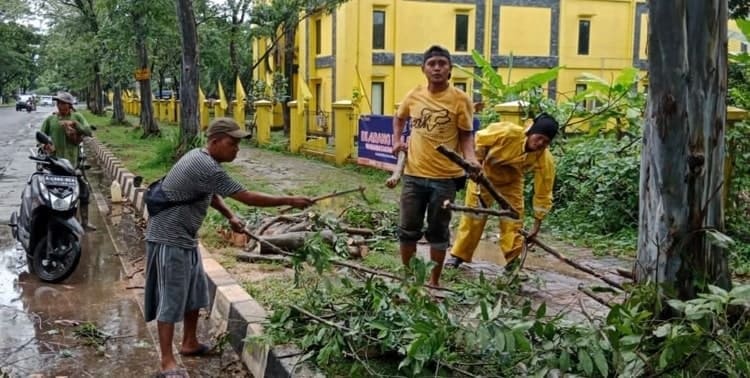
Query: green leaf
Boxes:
[
  {"xmin": 736, "ymin": 19, "xmax": 750, "ymax": 41},
  {"xmin": 514, "ymin": 330, "xmax": 532, "ymax": 352},
  {"xmin": 506, "ymin": 67, "xmax": 561, "ymax": 96},
  {"xmin": 592, "ymin": 349, "xmax": 609, "ymax": 377},
  {"xmin": 559, "ymin": 350, "xmax": 571, "ymax": 371},
  {"xmin": 614, "ymin": 67, "xmax": 639, "ymax": 88},
  {"xmin": 705, "ymin": 229, "xmax": 735, "ymax": 248},
  {"xmin": 653, "ymin": 323, "xmax": 671, "ymax": 338},
  {"xmin": 494, "ymin": 330, "xmax": 506, "ymax": 352},
  {"xmin": 620, "ymin": 334, "xmax": 643, "ymax": 346},
  {"xmin": 579, "ymin": 350, "xmax": 594, "ymax": 376},
  {"xmin": 707, "ymin": 284, "xmax": 729, "ymax": 297},
  {"xmin": 536, "ymin": 303, "xmax": 547, "ymax": 318},
  {"xmin": 504, "ymin": 330, "xmax": 516, "ymax": 353},
  {"xmin": 659, "ymin": 346, "xmax": 672, "ymax": 369}
]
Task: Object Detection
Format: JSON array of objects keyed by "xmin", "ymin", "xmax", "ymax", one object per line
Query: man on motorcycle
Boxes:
[{"xmin": 41, "ymin": 91, "xmax": 96, "ymax": 231}]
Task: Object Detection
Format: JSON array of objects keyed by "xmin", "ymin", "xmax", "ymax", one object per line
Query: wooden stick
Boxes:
[
  {"xmin": 435, "ymin": 144, "xmax": 519, "ymax": 218},
  {"xmin": 385, "ymin": 151, "xmax": 406, "ymax": 188},
  {"xmin": 442, "ymin": 200, "xmax": 517, "ymax": 218},
  {"xmin": 242, "ymin": 226, "xmax": 457, "ymax": 293},
  {"xmin": 577, "ymin": 284, "xmax": 613, "ymax": 308},
  {"xmin": 442, "ymin": 204, "xmax": 625, "ymax": 291},
  {"xmin": 279, "ymin": 186, "xmax": 367, "ymax": 214}
]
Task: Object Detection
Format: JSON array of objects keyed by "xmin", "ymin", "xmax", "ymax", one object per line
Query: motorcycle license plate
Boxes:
[{"xmin": 44, "ymin": 175, "xmax": 77, "ymax": 186}]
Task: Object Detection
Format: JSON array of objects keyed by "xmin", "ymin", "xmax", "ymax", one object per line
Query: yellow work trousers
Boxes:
[{"xmin": 451, "ymin": 179, "xmax": 525, "ymax": 264}]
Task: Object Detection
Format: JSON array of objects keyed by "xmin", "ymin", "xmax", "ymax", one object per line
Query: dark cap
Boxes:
[
  {"xmin": 206, "ymin": 117, "xmax": 251, "ymax": 139},
  {"xmin": 423, "ymin": 45, "xmax": 452, "ymax": 65},
  {"xmin": 526, "ymin": 113, "xmax": 559, "ymax": 140}
]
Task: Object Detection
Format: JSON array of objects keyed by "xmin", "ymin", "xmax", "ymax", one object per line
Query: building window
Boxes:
[
  {"xmin": 454, "ymin": 82, "xmax": 467, "ymax": 93},
  {"xmin": 743, "ymin": 42, "xmax": 748, "ymax": 53},
  {"xmin": 455, "ymin": 14, "xmax": 469, "ymax": 52},
  {"xmin": 578, "ymin": 19, "xmax": 590, "ymax": 55},
  {"xmin": 575, "ymin": 83, "xmax": 587, "ymax": 109},
  {"xmin": 314, "ymin": 83, "xmax": 322, "ymax": 111},
  {"xmin": 315, "ymin": 19, "xmax": 322, "ymax": 55},
  {"xmin": 371, "ymin": 81, "xmax": 384, "ymax": 115},
  {"xmin": 373, "ymin": 10, "xmax": 385, "ymax": 50}
]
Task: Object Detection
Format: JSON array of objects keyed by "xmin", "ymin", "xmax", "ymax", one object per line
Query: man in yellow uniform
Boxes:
[
  {"xmin": 446, "ymin": 114, "xmax": 558, "ymax": 268},
  {"xmin": 393, "ymin": 45, "xmax": 480, "ymax": 287}
]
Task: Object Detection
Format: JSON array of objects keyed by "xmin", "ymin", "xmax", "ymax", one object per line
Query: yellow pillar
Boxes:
[
  {"xmin": 176, "ymin": 102, "xmax": 181, "ymax": 123},
  {"xmin": 333, "ymin": 100, "xmax": 356, "ymax": 165},
  {"xmin": 153, "ymin": 100, "xmax": 160, "ymax": 121},
  {"xmin": 493, "ymin": 103, "xmax": 525, "ymax": 126},
  {"xmin": 254, "ymin": 100, "xmax": 273, "ymax": 145},
  {"xmin": 724, "ymin": 106, "xmax": 749, "ymax": 211},
  {"xmin": 136, "ymin": 100, "xmax": 141, "ymax": 116},
  {"xmin": 231, "ymin": 100, "xmax": 245, "ymax": 130},
  {"xmin": 200, "ymin": 99, "xmax": 210, "ymax": 130},
  {"xmin": 162, "ymin": 100, "xmax": 170, "ymax": 122},
  {"xmin": 169, "ymin": 98, "xmax": 177, "ymax": 123},
  {"xmin": 289, "ymin": 101, "xmax": 306, "ymax": 153},
  {"xmin": 215, "ymin": 102, "xmax": 226, "ymax": 118}
]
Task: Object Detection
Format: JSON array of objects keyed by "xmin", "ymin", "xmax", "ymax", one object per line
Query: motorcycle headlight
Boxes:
[{"xmin": 50, "ymin": 195, "xmax": 73, "ymax": 211}]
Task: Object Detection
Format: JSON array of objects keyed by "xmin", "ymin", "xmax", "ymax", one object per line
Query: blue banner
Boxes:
[{"xmin": 357, "ymin": 115, "xmax": 480, "ymax": 172}]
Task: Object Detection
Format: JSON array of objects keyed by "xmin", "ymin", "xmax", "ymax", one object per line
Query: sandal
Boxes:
[{"xmin": 444, "ymin": 255, "xmax": 465, "ymax": 268}]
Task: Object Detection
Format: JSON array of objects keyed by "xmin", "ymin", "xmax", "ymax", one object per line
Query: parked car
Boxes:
[{"xmin": 39, "ymin": 96, "xmax": 54, "ymax": 106}]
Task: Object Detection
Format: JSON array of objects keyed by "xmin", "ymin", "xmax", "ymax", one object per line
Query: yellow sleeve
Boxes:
[
  {"xmin": 396, "ymin": 89, "xmax": 415, "ymax": 119},
  {"xmin": 532, "ymin": 150, "xmax": 556, "ymax": 220}
]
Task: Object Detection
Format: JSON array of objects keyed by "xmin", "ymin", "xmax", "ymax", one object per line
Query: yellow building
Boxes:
[{"xmin": 251, "ymin": 0, "xmax": 748, "ymax": 118}]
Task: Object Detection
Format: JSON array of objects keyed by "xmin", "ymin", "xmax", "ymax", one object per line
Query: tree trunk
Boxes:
[
  {"xmin": 91, "ymin": 62, "xmax": 104, "ymax": 115},
  {"xmin": 175, "ymin": 0, "xmax": 200, "ymax": 158},
  {"xmin": 282, "ymin": 24, "xmax": 297, "ymax": 136},
  {"xmin": 112, "ymin": 83, "xmax": 125, "ymax": 124},
  {"xmin": 135, "ymin": 13, "xmax": 160, "ymax": 137},
  {"xmin": 636, "ymin": 0, "xmax": 730, "ymax": 299}
]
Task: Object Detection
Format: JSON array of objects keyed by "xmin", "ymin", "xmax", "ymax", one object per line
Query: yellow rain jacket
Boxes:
[{"xmin": 452, "ymin": 122, "xmax": 555, "ymax": 264}]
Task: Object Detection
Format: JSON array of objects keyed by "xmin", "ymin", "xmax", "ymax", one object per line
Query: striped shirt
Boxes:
[{"xmin": 145, "ymin": 148, "xmax": 244, "ymax": 249}]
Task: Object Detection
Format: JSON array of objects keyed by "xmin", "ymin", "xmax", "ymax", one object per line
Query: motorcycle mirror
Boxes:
[{"xmin": 36, "ymin": 131, "xmax": 53, "ymax": 146}]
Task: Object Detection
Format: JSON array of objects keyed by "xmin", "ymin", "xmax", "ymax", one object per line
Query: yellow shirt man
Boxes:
[
  {"xmin": 392, "ymin": 45, "xmax": 480, "ymax": 287},
  {"xmin": 447, "ymin": 115, "xmax": 558, "ymax": 267}
]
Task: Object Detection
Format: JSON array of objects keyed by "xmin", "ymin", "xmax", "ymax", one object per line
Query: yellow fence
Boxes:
[{"xmin": 123, "ymin": 97, "xmax": 247, "ymax": 133}]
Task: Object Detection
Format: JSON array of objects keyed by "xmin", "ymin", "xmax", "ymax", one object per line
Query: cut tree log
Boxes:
[
  {"xmin": 236, "ymin": 252, "xmax": 293, "ymax": 265},
  {"xmin": 340, "ymin": 226, "xmax": 374, "ymax": 237},
  {"xmin": 257, "ymin": 230, "xmax": 336, "ymax": 254}
]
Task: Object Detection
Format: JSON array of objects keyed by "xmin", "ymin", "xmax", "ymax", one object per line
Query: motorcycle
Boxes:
[{"xmin": 8, "ymin": 131, "xmax": 84, "ymax": 282}]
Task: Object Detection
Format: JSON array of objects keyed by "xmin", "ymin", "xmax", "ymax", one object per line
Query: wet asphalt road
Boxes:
[{"xmin": 0, "ymin": 107, "xmax": 159, "ymax": 377}]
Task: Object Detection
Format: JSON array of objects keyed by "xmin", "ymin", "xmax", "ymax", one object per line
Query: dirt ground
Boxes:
[{"xmin": 219, "ymin": 147, "xmax": 633, "ymax": 317}]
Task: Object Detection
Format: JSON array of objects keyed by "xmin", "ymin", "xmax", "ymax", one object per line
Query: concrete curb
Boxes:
[{"xmin": 85, "ymin": 138, "xmax": 317, "ymax": 378}]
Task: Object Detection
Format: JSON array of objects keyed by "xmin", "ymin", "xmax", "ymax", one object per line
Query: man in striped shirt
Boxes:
[{"xmin": 144, "ymin": 118, "xmax": 312, "ymax": 376}]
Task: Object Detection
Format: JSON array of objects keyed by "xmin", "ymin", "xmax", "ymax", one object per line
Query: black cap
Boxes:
[
  {"xmin": 527, "ymin": 114, "xmax": 559, "ymax": 139},
  {"xmin": 423, "ymin": 45, "xmax": 452, "ymax": 65}
]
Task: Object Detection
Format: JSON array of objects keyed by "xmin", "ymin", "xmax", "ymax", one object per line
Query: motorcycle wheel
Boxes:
[{"xmin": 32, "ymin": 233, "xmax": 81, "ymax": 283}]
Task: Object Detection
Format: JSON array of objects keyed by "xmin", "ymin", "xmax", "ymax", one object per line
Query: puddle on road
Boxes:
[{"xmin": 0, "ymin": 169, "xmax": 158, "ymax": 376}]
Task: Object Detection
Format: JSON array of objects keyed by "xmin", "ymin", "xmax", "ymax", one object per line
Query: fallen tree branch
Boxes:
[
  {"xmin": 436, "ymin": 144, "xmax": 519, "ymax": 218},
  {"xmin": 340, "ymin": 226, "xmax": 374, "ymax": 237},
  {"xmin": 236, "ymin": 252, "xmax": 293, "ymax": 265},
  {"xmin": 442, "ymin": 200, "xmax": 517, "ymax": 218},
  {"xmin": 577, "ymin": 284, "xmax": 613, "ymax": 308},
  {"xmin": 279, "ymin": 186, "xmax": 367, "ymax": 214},
  {"xmin": 442, "ymin": 204, "xmax": 625, "ymax": 291}
]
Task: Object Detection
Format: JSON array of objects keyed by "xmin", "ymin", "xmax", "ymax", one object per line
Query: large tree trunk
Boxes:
[
  {"xmin": 175, "ymin": 0, "xmax": 200, "ymax": 158},
  {"xmin": 112, "ymin": 83, "xmax": 125, "ymax": 124},
  {"xmin": 135, "ymin": 13, "xmax": 160, "ymax": 137},
  {"xmin": 636, "ymin": 0, "xmax": 730, "ymax": 299},
  {"xmin": 90, "ymin": 62, "xmax": 104, "ymax": 115},
  {"xmin": 282, "ymin": 24, "xmax": 297, "ymax": 136}
]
